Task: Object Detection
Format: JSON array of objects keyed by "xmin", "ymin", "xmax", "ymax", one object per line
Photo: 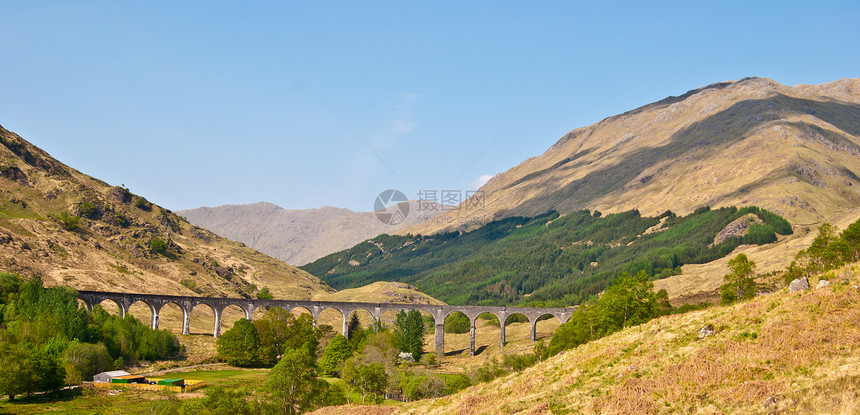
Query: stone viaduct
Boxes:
[{"xmin": 77, "ymin": 291, "xmax": 574, "ymax": 357}]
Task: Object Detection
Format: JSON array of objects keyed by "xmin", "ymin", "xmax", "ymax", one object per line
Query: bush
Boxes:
[
  {"xmin": 150, "ymin": 237, "xmax": 168, "ymax": 254},
  {"xmin": 114, "ymin": 212, "xmax": 130, "ymax": 227},
  {"xmin": 444, "ymin": 374, "xmax": 471, "ymax": 395},
  {"xmin": 133, "ymin": 198, "xmax": 151, "ymax": 211},
  {"xmin": 79, "ymin": 201, "xmax": 99, "ymax": 219},
  {"xmin": 257, "ymin": 286, "xmax": 273, "ymax": 300},
  {"xmin": 56, "ymin": 212, "xmax": 80, "ymax": 232},
  {"xmin": 180, "ymin": 279, "xmax": 197, "ymax": 292}
]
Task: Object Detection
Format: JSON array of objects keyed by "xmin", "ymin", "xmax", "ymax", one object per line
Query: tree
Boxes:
[
  {"xmin": 355, "ymin": 330, "xmax": 399, "ymax": 397},
  {"xmin": 599, "ymin": 271, "xmax": 658, "ymax": 330},
  {"xmin": 341, "ymin": 357, "xmax": 358, "ymax": 404},
  {"xmin": 0, "ymin": 342, "xmax": 32, "ymax": 400},
  {"xmin": 318, "ymin": 334, "xmax": 352, "ymax": 376},
  {"xmin": 354, "ymin": 362, "xmax": 388, "ymax": 404},
  {"xmin": 62, "ymin": 341, "xmax": 111, "ymax": 384},
  {"xmin": 721, "ymin": 253, "xmax": 757, "ymax": 304},
  {"xmin": 394, "ymin": 310, "xmax": 424, "ymax": 362},
  {"xmin": 267, "ymin": 347, "xmax": 328, "ymax": 414},
  {"xmin": 805, "ymin": 223, "xmax": 844, "ymax": 272},
  {"xmin": 253, "ymin": 308, "xmax": 320, "ymax": 366},
  {"xmin": 217, "ymin": 318, "xmax": 260, "ymax": 367},
  {"xmin": 199, "ymin": 386, "xmax": 256, "ymax": 415},
  {"xmin": 841, "ymin": 219, "xmax": 860, "ymax": 262},
  {"xmin": 346, "ymin": 312, "xmax": 365, "ymax": 348},
  {"xmin": 30, "ymin": 341, "xmax": 67, "ymax": 393}
]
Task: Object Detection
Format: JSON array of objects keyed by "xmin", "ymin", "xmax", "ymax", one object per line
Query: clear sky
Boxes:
[{"xmin": 1, "ymin": 1, "xmax": 858, "ymax": 212}]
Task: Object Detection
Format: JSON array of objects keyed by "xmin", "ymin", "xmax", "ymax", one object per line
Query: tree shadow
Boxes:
[
  {"xmin": 445, "ymin": 348, "xmax": 467, "ymax": 357},
  {"xmin": 4, "ymin": 386, "xmax": 82, "ymax": 406}
]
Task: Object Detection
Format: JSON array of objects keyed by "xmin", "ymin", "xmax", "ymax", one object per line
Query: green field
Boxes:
[{"xmin": 0, "ymin": 369, "xmax": 270, "ymax": 415}]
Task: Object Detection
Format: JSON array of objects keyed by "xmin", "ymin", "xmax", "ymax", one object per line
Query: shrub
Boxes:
[
  {"xmin": 180, "ymin": 279, "xmax": 197, "ymax": 291},
  {"xmin": 114, "ymin": 212, "xmax": 130, "ymax": 227},
  {"xmin": 257, "ymin": 286, "xmax": 273, "ymax": 300},
  {"xmin": 79, "ymin": 201, "xmax": 98, "ymax": 219},
  {"xmin": 133, "ymin": 198, "xmax": 151, "ymax": 211},
  {"xmin": 56, "ymin": 212, "xmax": 80, "ymax": 232},
  {"xmin": 150, "ymin": 237, "xmax": 168, "ymax": 255}
]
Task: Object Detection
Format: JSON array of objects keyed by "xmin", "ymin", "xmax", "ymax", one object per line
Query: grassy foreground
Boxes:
[{"xmin": 311, "ymin": 264, "xmax": 860, "ymax": 414}]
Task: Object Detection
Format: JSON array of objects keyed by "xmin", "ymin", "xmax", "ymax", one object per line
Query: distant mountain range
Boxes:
[{"xmin": 177, "ymin": 200, "xmax": 443, "ymax": 266}]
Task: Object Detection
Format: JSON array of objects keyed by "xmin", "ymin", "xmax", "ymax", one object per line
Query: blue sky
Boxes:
[{"xmin": 1, "ymin": 1, "xmax": 858, "ymax": 212}]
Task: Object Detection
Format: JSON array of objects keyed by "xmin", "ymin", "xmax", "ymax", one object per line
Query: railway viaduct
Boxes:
[{"xmin": 77, "ymin": 291, "xmax": 574, "ymax": 357}]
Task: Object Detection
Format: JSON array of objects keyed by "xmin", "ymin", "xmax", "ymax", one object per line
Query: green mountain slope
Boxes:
[{"xmin": 301, "ymin": 207, "xmax": 791, "ymax": 306}]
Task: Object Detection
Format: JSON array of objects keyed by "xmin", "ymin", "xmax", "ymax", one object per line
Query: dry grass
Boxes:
[
  {"xmin": 347, "ymin": 263, "xmax": 860, "ymax": 414},
  {"xmin": 0, "ymin": 125, "xmax": 332, "ymax": 301},
  {"xmin": 656, "ymin": 209, "xmax": 860, "ymax": 301}
]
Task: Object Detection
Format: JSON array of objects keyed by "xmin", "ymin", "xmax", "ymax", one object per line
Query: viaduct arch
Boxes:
[{"xmin": 77, "ymin": 291, "xmax": 574, "ymax": 357}]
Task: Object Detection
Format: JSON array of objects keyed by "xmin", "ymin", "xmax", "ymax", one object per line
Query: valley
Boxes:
[{"xmin": 1, "ymin": 76, "xmax": 859, "ymax": 414}]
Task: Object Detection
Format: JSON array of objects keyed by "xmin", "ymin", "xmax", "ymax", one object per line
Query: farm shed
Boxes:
[{"xmin": 93, "ymin": 370, "xmax": 131, "ymax": 383}]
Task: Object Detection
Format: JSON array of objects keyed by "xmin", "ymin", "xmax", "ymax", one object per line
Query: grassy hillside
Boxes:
[
  {"xmin": 0, "ymin": 125, "xmax": 331, "ymax": 299},
  {"xmin": 302, "ymin": 206, "xmax": 791, "ymax": 306},
  {"xmin": 307, "ymin": 263, "xmax": 860, "ymax": 415}
]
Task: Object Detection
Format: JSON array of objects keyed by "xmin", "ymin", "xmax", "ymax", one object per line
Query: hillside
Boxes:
[
  {"xmin": 302, "ymin": 206, "xmax": 792, "ymax": 306},
  {"xmin": 406, "ymin": 77, "xmax": 860, "ymax": 237},
  {"xmin": 0, "ymin": 125, "xmax": 331, "ymax": 299},
  {"xmin": 312, "ymin": 265, "xmax": 860, "ymax": 415},
  {"xmin": 177, "ymin": 201, "xmax": 443, "ymax": 266}
]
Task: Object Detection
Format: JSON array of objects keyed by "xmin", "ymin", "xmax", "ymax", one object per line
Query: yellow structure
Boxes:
[{"xmin": 93, "ymin": 378, "xmax": 205, "ymax": 393}]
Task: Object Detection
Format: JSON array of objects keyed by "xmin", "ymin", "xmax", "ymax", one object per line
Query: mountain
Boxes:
[
  {"xmin": 0, "ymin": 125, "xmax": 331, "ymax": 299},
  {"xmin": 406, "ymin": 77, "xmax": 860, "ymax": 236},
  {"xmin": 177, "ymin": 200, "xmax": 443, "ymax": 266},
  {"xmin": 302, "ymin": 207, "xmax": 792, "ymax": 306}
]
